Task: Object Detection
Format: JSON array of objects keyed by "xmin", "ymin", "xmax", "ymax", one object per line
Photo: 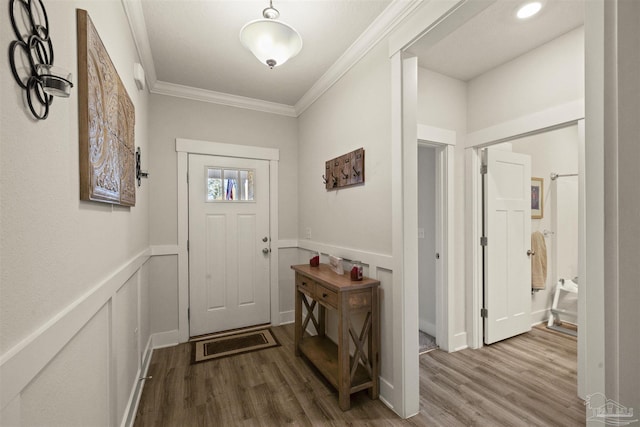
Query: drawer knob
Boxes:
[{"xmin": 322, "ymin": 293, "xmax": 328, "ymax": 298}]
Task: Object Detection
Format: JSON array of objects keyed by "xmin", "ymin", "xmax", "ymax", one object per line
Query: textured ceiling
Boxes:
[
  {"xmin": 407, "ymin": 0, "xmax": 585, "ymax": 81},
  {"xmin": 140, "ymin": 0, "xmax": 392, "ymax": 106}
]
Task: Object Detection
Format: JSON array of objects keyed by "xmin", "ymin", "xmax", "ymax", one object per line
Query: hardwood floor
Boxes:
[{"xmin": 134, "ymin": 324, "xmax": 584, "ymax": 426}]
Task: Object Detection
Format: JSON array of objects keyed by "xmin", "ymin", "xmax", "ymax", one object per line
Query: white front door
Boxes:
[
  {"xmin": 188, "ymin": 154, "xmax": 270, "ymax": 336},
  {"xmin": 483, "ymin": 149, "xmax": 532, "ymax": 344}
]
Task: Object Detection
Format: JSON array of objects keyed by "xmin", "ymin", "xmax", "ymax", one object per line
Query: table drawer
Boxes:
[
  {"xmin": 316, "ymin": 284, "xmax": 338, "ymax": 309},
  {"xmin": 296, "ymin": 274, "xmax": 315, "ymax": 296},
  {"xmin": 347, "ymin": 290, "xmax": 372, "ymax": 310}
]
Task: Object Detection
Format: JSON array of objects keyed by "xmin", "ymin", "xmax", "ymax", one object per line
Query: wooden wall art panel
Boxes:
[
  {"xmin": 77, "ymin": 9, "xmax": 136, "ymax": 206},
  {"xmin": 324, "ymin": 148, "xmax": 365, "ymax": 190}
]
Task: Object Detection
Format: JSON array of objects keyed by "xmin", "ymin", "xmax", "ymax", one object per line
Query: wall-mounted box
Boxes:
[{"xmin": 324, "ymin": 148, "xmax": 365, "ymax": 190}]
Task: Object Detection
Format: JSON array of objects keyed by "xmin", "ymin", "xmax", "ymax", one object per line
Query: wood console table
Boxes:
[{"xmin": 292, "ymin": 263, "xmax": 380, "ymax": 410}]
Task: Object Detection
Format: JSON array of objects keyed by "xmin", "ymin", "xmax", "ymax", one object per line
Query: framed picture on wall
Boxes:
[{"xmin": 531, "ymin": 177, "xmax": 543, "ymax": 219}]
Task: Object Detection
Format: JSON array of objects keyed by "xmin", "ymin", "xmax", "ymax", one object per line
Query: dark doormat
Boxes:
[{"xmin": 192, "ymin": 328, "xmax": 280, "ymax": 363}]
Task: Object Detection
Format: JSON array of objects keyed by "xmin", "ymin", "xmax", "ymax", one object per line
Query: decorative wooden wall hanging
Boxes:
[
  {"xmin": 324, "ymin": 148, "xmax": 365, "ymax": 190},
  {"xmin": 77, "ymin": 9, "xmax": 136, "ymax": 206}
]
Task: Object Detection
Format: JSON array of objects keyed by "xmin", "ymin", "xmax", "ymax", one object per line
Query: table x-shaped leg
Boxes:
[{"xmin": 348, "ymin": 312, "xmax": 372, "ymax": 381}]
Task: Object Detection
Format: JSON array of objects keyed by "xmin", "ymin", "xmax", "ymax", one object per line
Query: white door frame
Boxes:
[
  {"xmin": 418, "ymin": 126, "xmax": 456, "ymax": 352},
  {"xmin": 392, "ymin": 0, "xmax": 607, "ymax": 417},
  {"xmin": 175, "ymin": 138, "xmax": 280, "ymax": 342}
]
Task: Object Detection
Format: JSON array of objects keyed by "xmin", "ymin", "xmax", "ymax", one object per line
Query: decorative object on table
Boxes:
[
  {"xmin": 309, "ymin": 251, "xmax": 320, "ymax": 267},
  {"xmin": 239, "ymin": 0, "xmax": 302, "ymax": 69},
  {"xmin": 328, "ymin": 255, "xmax": 344, "ymax": 275},
  {"xmin": 9, "ymin": 0, "xmax": 74, "ymax": 120},
  {"xmin": 324, "ymin": 148, "xmax": 365, "ymax": 190},
  {"xmin": 350, "ymin": 261, "xmax": 363, "ymax": 281},
  {"xmin": 531, "ymin": 177, "xmax": 543, "ymax": 219},
  {"xmin": 77, "ymin": 9, "xmax": 136, "ymax": 206}
]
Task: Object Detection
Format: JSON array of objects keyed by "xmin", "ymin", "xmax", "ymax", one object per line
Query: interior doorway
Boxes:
[
  {"xmin": 418, "ymin": 144, "xmax": 438, "ymax": 352},
  {"xmin": 478, "ymin": 124, "xmax": 582, "ymax": 345}
]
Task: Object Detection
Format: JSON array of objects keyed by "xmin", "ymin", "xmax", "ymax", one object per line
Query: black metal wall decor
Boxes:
[
  {"xmin": 9, "ymin": 0, "xmax": 73, "ymax": 120},
  {"xmin": 136, "ymin": 147, "xmax": 149, "ymax": 187}
]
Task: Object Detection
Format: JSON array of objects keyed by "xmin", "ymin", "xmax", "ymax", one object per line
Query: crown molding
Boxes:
[
  {"xmin": 122, "ymin": 0, "xmax": 157, "ymax": 89},
  {"xmin": 294, "ymin": 0, "xmax": 424, "ymax": 116},
  {"xmin": 122, "ymin": 0, "xmax": 422, "ymax": 117},
  {"xmin": 152, "ymin": 81, "xmax": 298, "ymax": 117}
]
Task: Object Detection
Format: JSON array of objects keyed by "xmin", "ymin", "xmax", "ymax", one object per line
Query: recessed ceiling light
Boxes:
[{"xmin": 517, "ymin": 2, "xmax": 543, "ymax": 19}]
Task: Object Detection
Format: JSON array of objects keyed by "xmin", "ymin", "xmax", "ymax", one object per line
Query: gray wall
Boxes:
[{"xmin": 147, "ymin": 94, "xmax": 299, "ymax": 332}]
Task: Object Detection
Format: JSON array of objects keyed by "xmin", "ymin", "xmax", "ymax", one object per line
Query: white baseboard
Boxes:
[
  {"xmin": 453, "ymin": 332, "xmax": 468, "ymax": 351},
  {"xmin": 121, "ymin": 336, "xmax": 154, "ymax": 427},
  {"xmin": 418, "ymin": 318, "xmax": 436, "ymax": 337},
  {"xmin": 279, "ymin": 310, "xmax": 294, "ymax": 325},
  {"xmin": 151, "ymin": 330, "xmax": 180, "ymax": 349},
  {"xmin": 379, "ymin": 376, "xmax": 394, "ymax": 412},
  {"xmin": 531, "ymin": 308, "xmax": 550, "ymax": 325}
]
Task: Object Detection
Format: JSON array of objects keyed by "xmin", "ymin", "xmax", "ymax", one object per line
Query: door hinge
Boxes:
[
  {"xmin": 187, "ymin": 240, "xmax": 190, "ymax": 251},
  {"xmin": 186, "ymin": 172, "xmax": 189, "ymax": 184},
  {"xmin": 480, "ymin": 164, "xmax": 487, "ymax": 175},
  {"xmin": 481, "ymin": 308, "xmax": 488, "ymax": 318},
  {"xmin": 188, "ymin": 307, "xmax": 190, "ymax": 321},
  {"xmin": 481, "ymin": 236, "xmax": 488, "ymax": 246}
]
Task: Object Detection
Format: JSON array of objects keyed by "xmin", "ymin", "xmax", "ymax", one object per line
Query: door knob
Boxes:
[
  {"xmin": 262, "ymin": 248, "xmax": 270, "ymax": 254},
  {"xmin": 527, "ymin": 250, "xmax": 535, "ymax": 256},
  {"xmin": 262, "ymin": 237, "xmax": 268, "ymax": 242}
]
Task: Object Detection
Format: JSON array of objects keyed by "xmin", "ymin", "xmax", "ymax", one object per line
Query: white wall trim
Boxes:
[
  {"xmin": 379, "ymin": 377, "xmax": 395, "ymax": 412},
  {"xmin": 390, "ymin": 51, "xmax": 406, "ymax": 418},
  {"xmin": 296, "ymin": 240, "xmax": 393, "ymax": 271},
  {"xmin": 418, "ymin": 124, "xmax": 456, "ymax": 145},
  {"xmin": 269, "ymin": 160, "xmax": 280, "ymax": 327},
  {"xmin": 152, "ymin": 81, "xmax": 297, "ymax": 117},
  {"xmin": 465, "ymin": 99, "xmax": 585, "ymax": 148},
  {"xmin": 453, "ymin": 332, "xmax": 468, "ymax": 351},
  {"xmin": 419, "ymin": 319, "xmax": 436, "ymax": 337},
  {"xmin": 388, "ymin": 0, "xmax": 489, "ymax": 57},
  {"xmin": 121, "ymin": 336, "xmax": 153, "ymax": 427},
  {"xmin": 0, "ymin": 248, "xmax": 151, "ymax": 411},
  {"xmin": 294, "ymin": 0, "xmax": 423, "ymax": 116},
  {"xmin": 175, "ymin": 139, "xmax": 281, "ymax": 341},
  {"xmin": 531, "ymin": 308, "xmax": 551, "ymax": 326},
  {"xmin": 176, "ymin": 138, "xmax": 279, "ymax": 161},
  {"xmin": 277, "ymin": 239, "xmax": 299, "ymax": 249},
  {"xmin": 279, "ymin": 310, "xmax": 294, "ymax": 325},
  {"xmin": 150, "ymin": 245, "xmax": 179, "ymax": 256},
  {"xmin": 151, "ymin": 330, "xmax": 180, "ymax": 349},
  {"xmin": 121, "ymin": 0, "xmax": 157, "ymax": 89}
]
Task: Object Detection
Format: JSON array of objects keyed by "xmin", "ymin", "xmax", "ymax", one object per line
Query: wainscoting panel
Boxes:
[{"xmin": 0, "ymin": 249, "xmax": 151, "ymax": 427}]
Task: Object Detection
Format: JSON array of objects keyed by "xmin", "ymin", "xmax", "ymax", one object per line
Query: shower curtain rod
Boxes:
[{"xmin": 550, "ymin": 172, "xmax": 578, "ymax": 180}]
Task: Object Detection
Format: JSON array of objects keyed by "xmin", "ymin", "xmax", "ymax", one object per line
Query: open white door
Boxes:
[
  {"xmin": 483, "ymin": 149, "xmax": 532, "ymax": 344},
  {"xmin": 188, "ymin": 154, "xmax": 270, "ymax": 336}
]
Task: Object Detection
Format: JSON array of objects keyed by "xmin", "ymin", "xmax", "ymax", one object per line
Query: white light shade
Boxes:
[
  {"xmin": 517, "ymin": 2, "xmax": 542, "ymax": 19},
  {"xmin": 240, "ymin": 19, "xmax": 302, "ymax": 68}
]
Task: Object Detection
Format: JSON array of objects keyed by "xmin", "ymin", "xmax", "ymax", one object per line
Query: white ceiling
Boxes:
[
  {"xmin": 407, "ymin": 0, "xmax": 585, "ymax": 81},
  {"xmin": 130, "ymin": 0, "xmax": 585, "ymax": 114}
]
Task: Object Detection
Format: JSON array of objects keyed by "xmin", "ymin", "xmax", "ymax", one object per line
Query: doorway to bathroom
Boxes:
[{"xmin": 479, "ymin": 124, "xmax": 582, "ymax": 345}]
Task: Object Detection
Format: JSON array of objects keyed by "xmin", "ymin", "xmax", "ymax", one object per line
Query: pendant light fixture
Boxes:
[{"xmin": 239, "ymin": 0, "xmax": 302, "ymax": 69}]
